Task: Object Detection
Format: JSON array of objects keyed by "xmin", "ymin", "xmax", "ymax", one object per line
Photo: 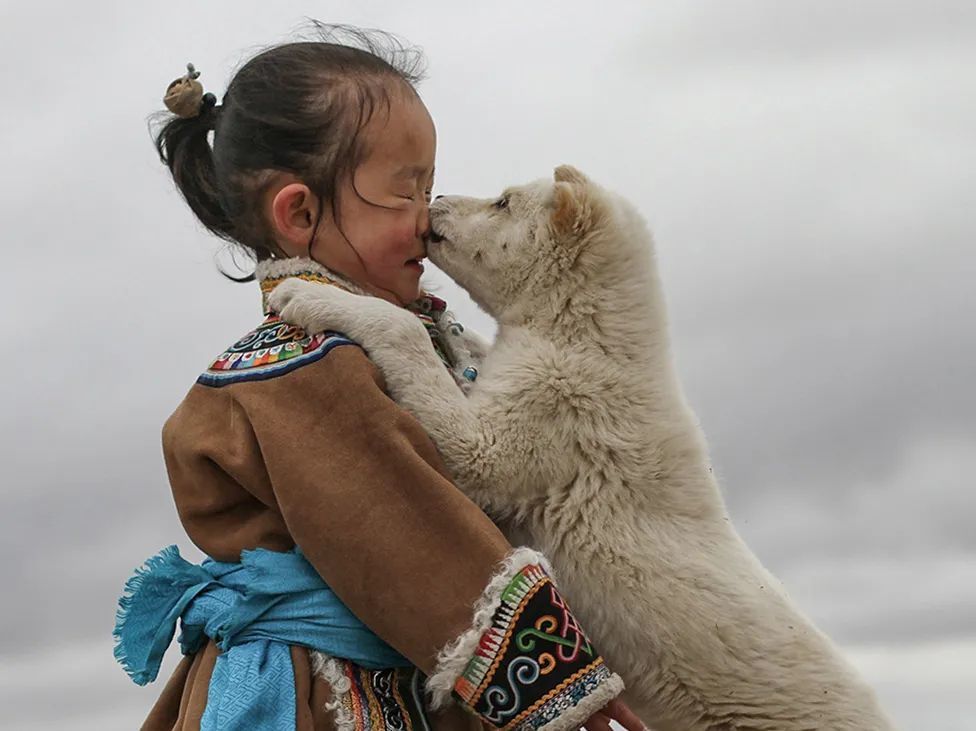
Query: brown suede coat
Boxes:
[{"xmin": 143, "ymin": 339, "xmax": 511, "ymax": 731}]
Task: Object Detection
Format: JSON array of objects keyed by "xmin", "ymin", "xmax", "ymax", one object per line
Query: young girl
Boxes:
[{"xmin": 115, "ymin": 28, "xmax": 643, "ymax": 731}]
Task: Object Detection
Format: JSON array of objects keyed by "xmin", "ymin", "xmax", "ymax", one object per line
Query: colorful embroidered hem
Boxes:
[
  {"xmin": 330, "ymin": 660, "xmax": 430, "ymax": 731},
  {"xmin": 198, "ymin": 314, "xmax": 355, "ymax": 387},
  {"xmin": 452, "ymin": 564, "xmax": 618, "ymax": 730}
]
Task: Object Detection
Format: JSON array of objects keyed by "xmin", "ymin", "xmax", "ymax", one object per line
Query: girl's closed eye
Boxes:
[
  {"xmin": 397, "ymin": 186, "xmax": 433, "ymax": 203},
  {"xmin": 392, "ymin": 165, "xmax": 434, "ymax": 204}
]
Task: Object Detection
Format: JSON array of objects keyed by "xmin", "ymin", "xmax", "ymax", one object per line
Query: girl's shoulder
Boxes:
[
  {"xmin": 194, "ymin": 313, "xmax": 363, "ymax": 389},
  {"xmin": 162, "ymin": 314, "xmax": 380, "ymax": 471}
]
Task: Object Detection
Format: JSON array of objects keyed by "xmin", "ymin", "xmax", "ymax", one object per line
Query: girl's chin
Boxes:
[{"xmin": 394, "ymin": 271, "xmax": 423, "ymax": 306}]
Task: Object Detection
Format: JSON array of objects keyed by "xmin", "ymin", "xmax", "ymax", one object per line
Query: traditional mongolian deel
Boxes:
[
  {"xmin": 453, "ymin": 564, "xmax": 616, "ymax": 731},
  {"xmin": 130, "ymin": 257, "xmax": 625, "ymax": 731},
  {"xmin": 198, "ymin": 314, "xmax": 355, "ymax": 387}
]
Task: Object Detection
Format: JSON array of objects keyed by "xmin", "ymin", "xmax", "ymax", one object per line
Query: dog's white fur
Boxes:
[{"xmin": 270, "ymin": 166, "xmax": 896, "ymax": 730}]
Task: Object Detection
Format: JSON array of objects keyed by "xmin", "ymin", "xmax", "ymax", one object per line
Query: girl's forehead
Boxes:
[{"xmin": 362, "ymin": 93, "xmax": 436, "ymax": 172}]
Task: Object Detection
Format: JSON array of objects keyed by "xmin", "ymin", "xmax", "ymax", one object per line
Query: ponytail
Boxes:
[{"xmin": 154, "ymin": 104, "xmax": 236, "ymax": 245}]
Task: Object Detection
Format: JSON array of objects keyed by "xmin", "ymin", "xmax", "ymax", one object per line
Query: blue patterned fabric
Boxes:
[{"xmin": 114, "ymin": 545, "xmax": 409, "ymax": 730}]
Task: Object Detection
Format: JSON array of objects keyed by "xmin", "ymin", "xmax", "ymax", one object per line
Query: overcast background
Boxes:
[{"xmin": 1, "ymin": 1, "xmax": 974, "ymax": 729}]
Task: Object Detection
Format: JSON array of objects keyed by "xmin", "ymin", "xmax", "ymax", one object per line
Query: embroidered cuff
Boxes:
[{"xmin": 427, "ymin": 548, "xmax": 624, "ymax": 731}]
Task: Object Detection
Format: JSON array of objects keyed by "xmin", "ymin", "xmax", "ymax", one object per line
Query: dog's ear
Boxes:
[
  {"xmin": 550, "ymin": 180, "xmax": 598, "ymax": 239},
  {"xmin": 554, "ymin": 164, "xmax": 590, "ymax": 186}
]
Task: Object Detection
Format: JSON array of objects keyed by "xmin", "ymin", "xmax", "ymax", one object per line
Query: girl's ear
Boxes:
[{"xmin": 270, "ymin": 182, "xmax": 321, "ymax": 257}]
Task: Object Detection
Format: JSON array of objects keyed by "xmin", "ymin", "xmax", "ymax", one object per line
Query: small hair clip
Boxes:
[{"xmin": 164, "ymin": 62, "xmax": 213, "ymax": 119}]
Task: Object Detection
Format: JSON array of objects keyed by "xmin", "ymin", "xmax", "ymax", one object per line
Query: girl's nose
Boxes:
[{"xmin": 417, "ymin": 203, "xmax": 431, "ymax": 238}]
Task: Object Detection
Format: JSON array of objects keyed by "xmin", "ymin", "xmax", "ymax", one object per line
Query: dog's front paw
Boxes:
[
  {"xmin": 268, "ymin": 279, "xmax": 347, "ymax": 334},
  {"xmin": 267, "ymin": 278, "xmax": 313, "ymax": 313}
]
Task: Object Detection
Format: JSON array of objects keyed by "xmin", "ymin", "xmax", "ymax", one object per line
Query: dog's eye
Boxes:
[{"xmin": 493, "ymin": 196, "xmax": 509, "ymax": 210}]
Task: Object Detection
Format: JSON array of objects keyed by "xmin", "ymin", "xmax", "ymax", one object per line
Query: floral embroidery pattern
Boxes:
[{"xmin": 453, "ymin": 564, "xmax": 617, "ymax": 730}]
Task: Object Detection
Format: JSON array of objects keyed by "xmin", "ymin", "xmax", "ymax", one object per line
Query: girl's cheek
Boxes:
[{"xmin": 390, "ymin": 221, "xmax": 420, "ymax": 254}]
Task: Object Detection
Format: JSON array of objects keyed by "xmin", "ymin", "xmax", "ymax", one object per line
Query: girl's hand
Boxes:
[{"xmin": 581, "ymin": 696, "xmax": 647, "ymax": 731}]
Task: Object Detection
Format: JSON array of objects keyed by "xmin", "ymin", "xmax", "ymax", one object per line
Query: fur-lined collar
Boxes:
[{"xmin": 255, "ymin": 257, "xmax": 370, "ymax": 314}]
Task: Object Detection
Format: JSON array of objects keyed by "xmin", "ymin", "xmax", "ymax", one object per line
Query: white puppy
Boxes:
[{"xmin": 269, "ymin": 166, "xmax": 895, "ymax": 730}]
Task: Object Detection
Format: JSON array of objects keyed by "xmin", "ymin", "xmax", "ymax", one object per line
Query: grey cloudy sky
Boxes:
[{"xmin": 1, "ymin": 1, "xmax": 973, "ymax": 728}]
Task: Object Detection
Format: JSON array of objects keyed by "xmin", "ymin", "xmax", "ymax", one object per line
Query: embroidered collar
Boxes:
[{"xmin": 254, "ymin": 257, "xmax": 479, "ymax": 387}]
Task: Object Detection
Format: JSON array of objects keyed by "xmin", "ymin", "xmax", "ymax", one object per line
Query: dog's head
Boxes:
[{"xmin": 428, "ymin": 165, "xmax": 613, "ymax": 319}]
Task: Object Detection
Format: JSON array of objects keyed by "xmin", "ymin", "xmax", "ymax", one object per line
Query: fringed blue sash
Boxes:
[{"xmin": 114, "ymin": 545, "xmax": 409, "ymax": 730}]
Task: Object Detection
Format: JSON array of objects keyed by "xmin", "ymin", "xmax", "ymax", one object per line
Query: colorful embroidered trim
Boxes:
[
  {"xmin": 407, "ymin": 293, "xmax": 456, "ymax": 374},
  {"xmin": 453, "ymin": 564, "xmax": 616, "ymax": 730},
  {"xmin": 333, "ymin": 660, "xmax": 430, "ymax": 731},
  {"xmin": 198, "ymin": 314, "xmax": 355, "ymax": 387}
]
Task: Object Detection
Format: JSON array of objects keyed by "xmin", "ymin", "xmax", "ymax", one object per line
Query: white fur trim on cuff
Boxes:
[{"xmin": 425, "ymin": 546, "xmax": 556, "ymax": 710}]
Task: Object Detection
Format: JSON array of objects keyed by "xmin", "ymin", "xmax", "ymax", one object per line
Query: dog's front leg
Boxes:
[
  {"xmin": 268, "ymin": 279, "xmax": 421, "ymax": 345},
  {"xmin": 269, "ymin": 282, "xmax": 469, "ymax": 439},
  {"xmin": 360, "ymin": 343, "xmax": 551, "ymax": 518},
  {"xmin": 269, "ymin": 281, "xmax": 540, "ymax": 516}
]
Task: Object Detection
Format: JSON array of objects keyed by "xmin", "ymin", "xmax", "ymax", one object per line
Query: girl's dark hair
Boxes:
[{"xmin": 154, "ymin": 23, "xmax": 426, "ymax": 277}]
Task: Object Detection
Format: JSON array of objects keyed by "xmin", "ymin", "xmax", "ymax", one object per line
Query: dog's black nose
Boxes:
[{"xmin": 428, "ymin": 229, "xmax": 445, "ymax": 243}]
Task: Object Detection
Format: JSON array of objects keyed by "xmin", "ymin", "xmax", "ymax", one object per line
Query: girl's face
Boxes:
[{"xmin": 311, "ymin": 89, "xmax": 436, "ymax": 306}]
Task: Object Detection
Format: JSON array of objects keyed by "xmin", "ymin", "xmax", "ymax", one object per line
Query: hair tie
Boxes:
[{"xmin": 164, "ymin": 63, "xmax": 214, "ymax": 119}]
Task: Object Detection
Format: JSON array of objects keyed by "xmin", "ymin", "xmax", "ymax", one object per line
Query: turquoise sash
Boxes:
[{"xmin": 113, "ymin": 545, "xmax": 409, "ymax": 730}]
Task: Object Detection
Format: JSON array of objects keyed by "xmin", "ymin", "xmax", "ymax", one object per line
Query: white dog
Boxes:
[{"xmin": 269, "ymin": 166, "xmax": 896, "ymax": 730}]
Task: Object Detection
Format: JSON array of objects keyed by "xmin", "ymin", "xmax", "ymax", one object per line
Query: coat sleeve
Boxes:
[{"xmin": 227, "ymin": 344, "xmax": 625, "ymax": 729}]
